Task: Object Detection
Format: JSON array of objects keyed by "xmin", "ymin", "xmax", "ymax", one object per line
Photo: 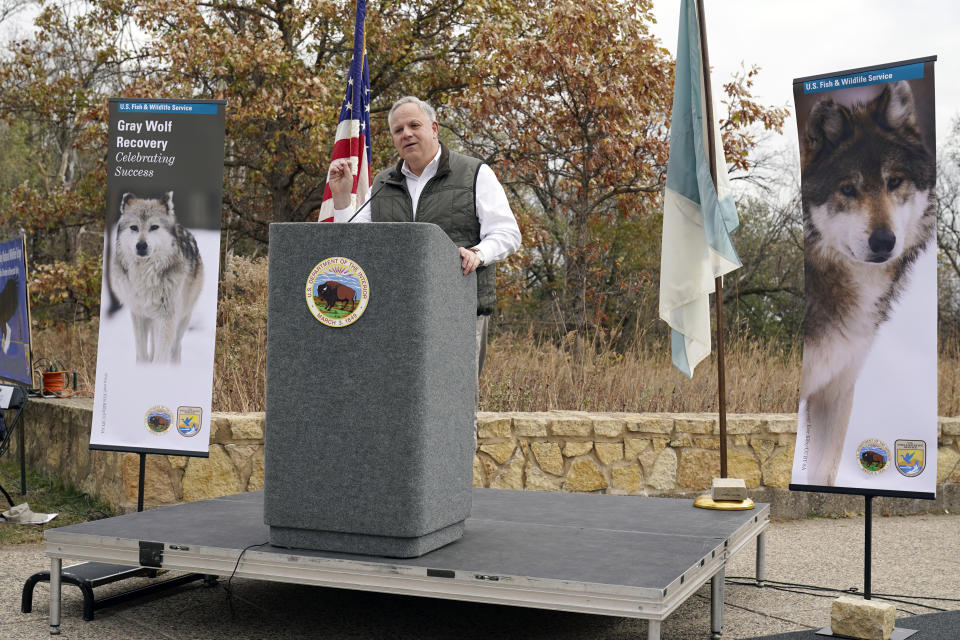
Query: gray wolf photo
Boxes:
[
  {"xmin": 112, "ymin": 191, "xmax": 204, "ymax": 364},
  {"xmin": 799, "ymin": 80, "xmax": 935, "ymax": 485}
]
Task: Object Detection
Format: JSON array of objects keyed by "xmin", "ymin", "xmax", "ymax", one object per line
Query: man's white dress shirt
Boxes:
[{"xmin": 334, "ymin": 147, "xmax": 521, "ymax": 264}]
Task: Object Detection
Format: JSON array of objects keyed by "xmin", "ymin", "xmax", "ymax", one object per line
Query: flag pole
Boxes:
[{"xmin": 694, "ymin": 0, "xmax": 728, "ymax": 478}]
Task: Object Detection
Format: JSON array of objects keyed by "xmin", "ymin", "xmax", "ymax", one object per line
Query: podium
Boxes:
[{"xmin": 264, "ymin": 223, "xmax": 477, "ymax": 557}]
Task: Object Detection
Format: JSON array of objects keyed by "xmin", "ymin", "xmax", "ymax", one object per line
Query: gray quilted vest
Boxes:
[{"xmin": 371, "ymin": 144, "xmax": 497, "ymax": 314}]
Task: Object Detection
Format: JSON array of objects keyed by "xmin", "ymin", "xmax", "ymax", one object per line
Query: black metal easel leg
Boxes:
[
  {"xmin": 816, "ymin": 494, "xmax": 918, "ymax": 639},
  {"xmin": 864, "ymin": 495, "xmax": 872, "ymax": 600},
  {"xmin": 0, "ymin": 483, "xmax": 14, "ymax": 508},
  {"xmin": 18, "ymin": 417, "xmax": 25, "ymax": 495},
  {"xmin": 137, "ymin": 453, "xmax": 146, "ymax": 512}
]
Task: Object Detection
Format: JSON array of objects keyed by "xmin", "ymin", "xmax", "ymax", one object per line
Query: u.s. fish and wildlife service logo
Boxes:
[
  {"xmin": 177, "ymin": 406, "xmax": 203, "ymax": 437},
  {"xmin": 856, "ymin": 439, "xmax": 891, "ymax": 475},
  {"xmin": 305, "ymin": 257, "xmax": 370, "ymax": 327},
  {"xmin": 145, "ymin": 405, "xmax": 173, "ymax": 435},
  {"xmin": 895, "ymin": 440, "xmax": 926, "ymax": 477}
]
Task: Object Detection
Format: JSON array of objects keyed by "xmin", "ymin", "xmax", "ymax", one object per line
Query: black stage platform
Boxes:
[{"xmin": 42, "ymin": 489, "xmax": 769, "ymax": 639}]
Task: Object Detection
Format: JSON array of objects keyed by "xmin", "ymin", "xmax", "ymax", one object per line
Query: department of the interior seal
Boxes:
[{"xmin": 305, "ymin": 257, "xmax": 370, "ymax": 327}]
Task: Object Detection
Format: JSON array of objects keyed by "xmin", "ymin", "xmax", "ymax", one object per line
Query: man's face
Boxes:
[{"xmin": 390, "ymin": 102, "xmax": 440, "ymax": 176}]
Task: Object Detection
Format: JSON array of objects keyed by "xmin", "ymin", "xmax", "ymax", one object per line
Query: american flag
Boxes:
[{"xmin": 317, "ymin": 0, "xmax": 372, "ymax": 223}]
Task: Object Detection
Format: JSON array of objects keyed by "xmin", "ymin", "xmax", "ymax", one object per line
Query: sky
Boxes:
[{"xmin": 649, "ymin": 0, "xmax": 958, "ymax": 156}]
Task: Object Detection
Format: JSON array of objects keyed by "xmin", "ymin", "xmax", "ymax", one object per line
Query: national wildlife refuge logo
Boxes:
[
  {"xmin": 177, "ymin": 406, "xmax": 202, "ymax": 437},
  {"xmin": 305, "ymin": 257, "xmax": 369, "ymax": 327},
  {"xmin": 895, "ymin": 439, "xmax": 926, "ymax": 478}
]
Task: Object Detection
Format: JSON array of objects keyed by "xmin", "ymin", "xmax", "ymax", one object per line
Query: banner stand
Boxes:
[
  {"xmin": 811, "ymin": 494, "xmax": 917, "ymax": 639},
  {"xmin": 864, "ymin": 494, "xmax": 873, "ymax": 601},
  {"xmin": 0, "ymin": 385, "xmax": 28, "ymax": 505},
  {"xmin": 17, "ymin": 390, "xmax": 25, "ymax": 495},
  {"xmin": 21, "ymin": 97, "xmax": 227, "ymax": 623},
  {"xmin": 791, "ymin": 56, "xmax": 936, "ymax": 639},
  {"xmin": 137, "ymin": 453, "xmax": 146, "ymax": 513}
]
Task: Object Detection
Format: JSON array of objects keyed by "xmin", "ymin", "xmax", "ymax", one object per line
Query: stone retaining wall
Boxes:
[
  {"xmin": 9, "ymin": 399, "xmax": 960, "ymax": 517},
  {"xmin": 9, "ymin": 398, "xmax": 265, "ymax": 513},
  {"xmin": 474, "ymin": 411, "xmax": 798, "ymax": 493}
]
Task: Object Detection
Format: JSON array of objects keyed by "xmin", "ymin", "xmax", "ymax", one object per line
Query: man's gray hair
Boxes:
[{"xmin": 387, "ymin": 96, "xmax": 437, "ymax": 129}]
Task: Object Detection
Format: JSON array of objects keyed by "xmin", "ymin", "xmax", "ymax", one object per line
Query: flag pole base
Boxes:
[{"xmin": 693, "ymin": 495, "xmax": 755, "ymax": 510}]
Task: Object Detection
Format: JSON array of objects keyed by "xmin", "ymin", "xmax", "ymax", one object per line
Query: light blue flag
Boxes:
[{"xmin": 658, "ymin": 0, "xmax": 741, "ymax": 378}]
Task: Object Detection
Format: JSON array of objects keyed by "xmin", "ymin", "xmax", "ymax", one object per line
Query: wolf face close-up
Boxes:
[
  {"xmin": 799, "ymin": 80, "xmax": 936, "ymax": 486},
  {"xmin": 112, "ymin": 191, "xmax": 204, "ymax": 364}
]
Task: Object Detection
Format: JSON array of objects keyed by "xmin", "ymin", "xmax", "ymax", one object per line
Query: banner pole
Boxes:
[
  {"xmin": 864, "ymin": 494, "xmax": 873, "ymax": 600},
  {"xmin": 695, "ymin": 0, "xmax": 728, "ymax": 477},
  {"xmin": 137, "ymin": 453, "xmax": 146, "ymax": 513},
  {"xmin": 19, "ymin": 410, "xmax": 25, "ymax": 494}
]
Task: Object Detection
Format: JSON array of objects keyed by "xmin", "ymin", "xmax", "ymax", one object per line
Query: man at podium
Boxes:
[{"xmin": 328, "ymin": 96, "xmax": 521, "ymax": 376}]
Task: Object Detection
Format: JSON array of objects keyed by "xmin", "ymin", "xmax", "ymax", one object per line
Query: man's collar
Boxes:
[
  {"xmin": 392, "ymin": 143, "xmax": 449, "ymax": 180},
  {"xmin": 400, "ymin": 144, "xmax": 443, "ymax": 180}
]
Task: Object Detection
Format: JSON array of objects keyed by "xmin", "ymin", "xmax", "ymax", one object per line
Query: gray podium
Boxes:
[{"xmin": 264, "ymin": 222, "xmax": 477, "ymax": 558}]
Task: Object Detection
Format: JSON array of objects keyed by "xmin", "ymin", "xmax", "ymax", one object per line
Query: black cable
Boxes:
[
  {"xmin": 869, "ymin": 596, "xmax": 944, "ymax": 614},
  {"xmin": 223, "ymin": 540, "xmax": 270, "ymax": 616},
  {"xmin": 729, "ymin": 581, "xmax": 930, "ymax": 616},
  {"xmin": 861, "ymin": 591, "xmax": 960, "ymax": 605},
  {"xmin": 693, "ymin": 592, "xmax": 820, "ymax": 630},
  {"xmin": 725, "ymin": 578, "xmax": 947, "ymax": 614},
  {"xmin": 728, "ymin": 577, "xmax": 856, "ymax": 594},
  {"xmin": 727, "ymin": 576, "xmax": 960, "ymax": 605}
]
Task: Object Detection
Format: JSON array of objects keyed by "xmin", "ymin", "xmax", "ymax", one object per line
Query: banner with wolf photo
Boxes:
[
  {"xmin": 790, "ymin": 57, "xmax": 937, "ymax": 498},
  {"xmin": 0, "ymin": 236, "xmax": 32, "ymax": 385},
  {"xmin": 90, "ymin": 99, "xmax": 225, "ymax": 457}
]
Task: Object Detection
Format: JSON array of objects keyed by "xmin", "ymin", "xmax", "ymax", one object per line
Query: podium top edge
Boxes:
[
  {"xmin": 271, "ymin": 221, "xmax": 442, "ymax": 226},
  {"xmin": 270, "ymin": 221, "xmax": 449, "ymax": 232},
  {"xmin": 268, "ymin": 221, "xmax": 458, "ymax": 247}
]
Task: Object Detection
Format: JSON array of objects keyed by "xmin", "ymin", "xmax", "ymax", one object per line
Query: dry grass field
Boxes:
[
  {"xmin": 479, "ymin": 329, "xmax": 802, "ymax": 413},
  {"xmin": 32, "ymin": 316, "xmax": 960, "ymax": 417}
]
